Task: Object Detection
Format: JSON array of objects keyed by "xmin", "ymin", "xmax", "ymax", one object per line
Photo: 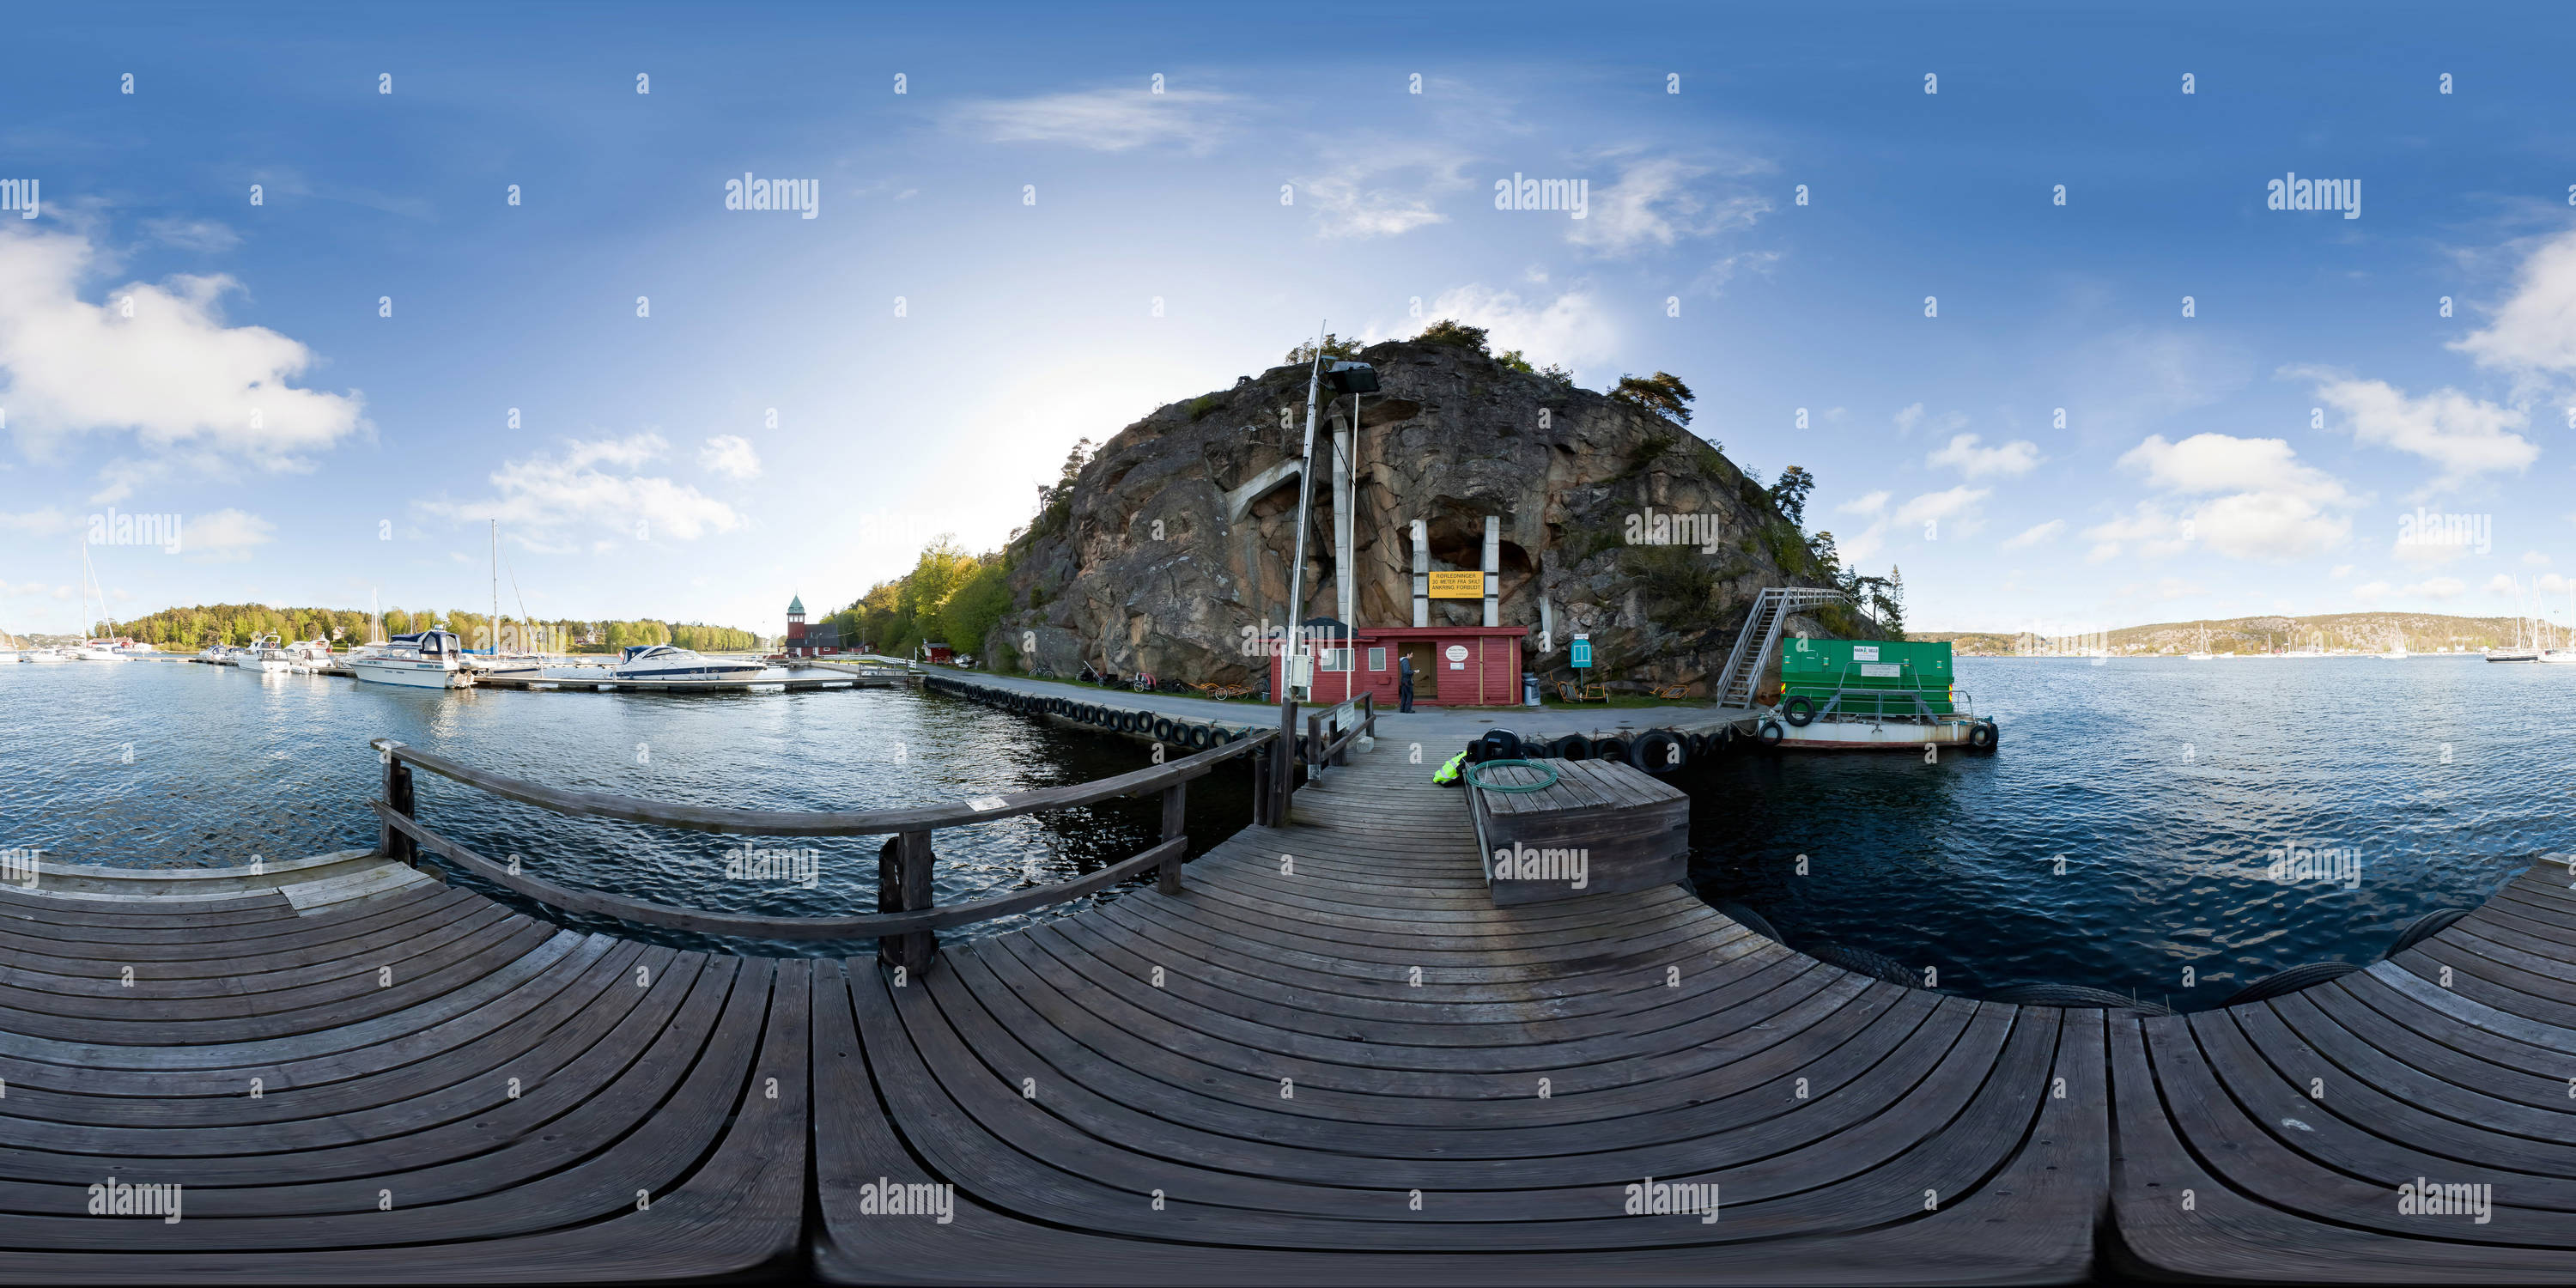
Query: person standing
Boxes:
[{"xmin": 1397, "ymin": 653, "xmax": 1415, "ymax": 713}]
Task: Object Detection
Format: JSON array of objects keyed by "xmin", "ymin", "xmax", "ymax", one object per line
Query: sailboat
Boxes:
[
  {"xmin": 465, "ymin": 520, "xmax": 548, "ymax": 680},
  {"xmin": 2489, "ymin": 578, "xmax": 2541, "ymax": 660},
  {"xmin": 70, "ymin": 539, "xmax": 125, "ymax": 660},
  {"xmin": 2186, "ymin": 623, "xmax": 2214, "ymax": 660}
]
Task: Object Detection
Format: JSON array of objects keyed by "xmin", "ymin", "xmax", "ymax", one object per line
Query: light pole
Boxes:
[{"xmin": 1282, "ymin": 326, "xmax": 1328, "ymax": 701}]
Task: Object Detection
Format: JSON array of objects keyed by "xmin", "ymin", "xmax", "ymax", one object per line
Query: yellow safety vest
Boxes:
[{"xmin": 1432, "ymin": 750, "xmax": 1467, "ymax": 784}]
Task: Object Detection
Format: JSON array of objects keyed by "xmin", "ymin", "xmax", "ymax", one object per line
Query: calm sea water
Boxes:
[
  {"xmin": 0, "ymin": 659, "xmax": 1246, "ymax": 954},
  {"xmin": 3, "ymin": 653, "xmax": 2563, "ymax": 1005},
  {"xmin": 1685, "ymin": 653, "xmax": 2572, "ymax": 1007}
]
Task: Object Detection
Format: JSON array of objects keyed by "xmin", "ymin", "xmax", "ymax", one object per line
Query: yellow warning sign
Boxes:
[{"xmin": 1427, "ymin": 570, "xmax": 1485, "ymax": 598}]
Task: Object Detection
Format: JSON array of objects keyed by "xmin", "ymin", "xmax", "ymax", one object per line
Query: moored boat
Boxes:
[
  {"xmin": 610, "ymin": 644, "xmax": 768, "ymax": 683},
  {"xmin": 348, "ymin": 630, "xmax": 473, "ymax": 689},
  {"xmin": 1754, "ymin": 637, "xmax": 1999, "ymax": 752}
]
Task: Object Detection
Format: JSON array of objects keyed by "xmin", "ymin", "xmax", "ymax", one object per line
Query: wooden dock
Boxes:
[{"xmin": 2, "ymin": 730, "xmax": 2573, "ymax": 1280}]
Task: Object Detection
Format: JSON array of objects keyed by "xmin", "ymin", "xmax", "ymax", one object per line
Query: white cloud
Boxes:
[
  {"xmin": 2002, "ymin": 519, "xmax": 2064, "ymax": 550},
  {"xmin": 186, "ymin": 508, "xmax": 275, "ymax": 560},
  {"xmin": 2453, "ymin": 227, "xmax": 2576, "ymax": 379},
  {"xmin": 0, "ymin": 225, "xmax": 365, "ymax": 468},
  {"xmin": 142, "ymin": 217, "xmax": 241, "ymax": 252},
  {"xmin": 1927, "ymin": 433, "xmax": 2041, "ymax": 479},
  {"xmin": 1838, "ymin": 487, "xmax": 1988, "ymax": 565},
  {"xmin": 1840, "ymin": 490, "xmax": 1890, "ymax": 516},
  {"xmin": 1692, "ymin": 249, "xmax": 1783, "ymax": 297},
  {"xmin": 949, "ymin": 87, "xmax": 1238, "ymax": 154},
  {"xmin": 2110, "ymin": 433, "xmax": 2354, "ymax": 561},
  {"xmin": 422, "ymin": 433, "xmax": 743, "ymax": 543},
  {"xmin": 1892, "ymin": 403, "xmax": 1924, "ymax": 434},
  {"xmin": 2355, "ymin": 575, "xmax": 2466, "ymax": 605},
  {"xmin": 2330, "ymin": 564, "xmax": 2354, "ymax": 579},
  {"xmin": 1564, "ymin": 155, "xmax": 1771, "ymax": 258},
  {"xmin": 1426, "ymin": 283, "xmax": 1619, "ymax": 374},
  {"xmin": 1297, "ymin": 144, "xmax": 1473, "ymax": 240},
  {"xmin": 2525, "ymin": 550, "xmax": 2554, "ymax": 567},
  {"xmin": 0, "ymin": 507, "xmax": 76, "ymax": 537},
  {"xmin": 2300, "ymin": 373, "xmax": 2537, "ymax": 490},
  {"xmin": 698, "ymin": 434, "xmax": 762, "ymax": 481}
]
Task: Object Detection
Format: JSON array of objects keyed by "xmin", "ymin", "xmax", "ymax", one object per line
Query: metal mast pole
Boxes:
[
  {"xmin": 1283, "ymin": 321, "xmax": 1326, "ymax": 700},
  {"xmin": 490, "ymin": 520, "xmax": 500, "ymax": 654}
]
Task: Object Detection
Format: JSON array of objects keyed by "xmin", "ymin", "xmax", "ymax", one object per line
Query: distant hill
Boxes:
[{"xmin": 1913, "ymin": 611, "xmax": 2543, "ymax": 657}]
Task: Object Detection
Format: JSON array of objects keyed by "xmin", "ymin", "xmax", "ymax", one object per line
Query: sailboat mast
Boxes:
[{"xmin": 490, "ymin": 520, "xmax": 500, "ymax": 654}]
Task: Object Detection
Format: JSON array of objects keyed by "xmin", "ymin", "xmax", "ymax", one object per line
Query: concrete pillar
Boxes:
[
  {"xmin": 1334, "ymin": 407, "xmax": 1354, "ymax": 629},
  {"xmin": 1482, "ymin": 516, "xmax": 1500, "ymax": 628},
  {"xmin": 1410, "ymin": 519, "xmax": 1429, "ymax": 628}
]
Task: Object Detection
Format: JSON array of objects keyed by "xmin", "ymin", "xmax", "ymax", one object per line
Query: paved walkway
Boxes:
[{"xmin": 925, "ymin": 667, "xmax": 1747, "ymax": 744}]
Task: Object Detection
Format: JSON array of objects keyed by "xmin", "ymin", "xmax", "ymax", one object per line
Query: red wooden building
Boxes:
[{"xmin": 1268, "ymin": 624, "xmax": 1524, "ymax": 708}]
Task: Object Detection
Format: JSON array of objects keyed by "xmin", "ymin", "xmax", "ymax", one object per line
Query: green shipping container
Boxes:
[{"xmin": 1777, "ymin": 638, "xmax": 1955, "ymax": 716}]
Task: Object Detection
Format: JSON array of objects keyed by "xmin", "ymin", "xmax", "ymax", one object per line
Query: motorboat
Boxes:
[
  {"xmin": 2538, "ymin": 647, "xmax": 2576, "ymax": 665},
  {"xmin": 283, "ymin": 638, "xmax": 337, "ymax": 672},
  {"xmin": 466, "ymin": 653, "xmax": 549, "ymax": 680},
  {"xmin": 610, "ymin": 644, "xmax": 769, "ymax": 683},
  {"xmin": 21, "ymin": 647, "xmax": 73, "ymax": 664},
  {"xmin": 245, "ymin": 634, "xmax": 295, "ymax": 674},
  {"xmin": 74, "ymin": 639, "xmax": 126, "ymax": 661},
  {"xmin": 113, "ymin": 640, "xmax": 158, "ymax": 657},
  {"xmin": 348, "ymin": 630, "xmax": 473, "ymax": 689}
]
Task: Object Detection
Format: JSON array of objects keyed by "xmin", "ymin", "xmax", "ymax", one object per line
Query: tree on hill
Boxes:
[
  {"xmin": 1285, "ymin": 332, "xmax": 1364, "ymax": 365},
  {"xmin": 1610, "ymin": 372, "xmax": 1695, "ymax": 426},
  {"xmin": 1414, "ymin": 318, "xmax": 1491, "ymax": 355},
  {"xmin": 1766, "ymin": 465, "xmax": 1815, "ymax": 527}
]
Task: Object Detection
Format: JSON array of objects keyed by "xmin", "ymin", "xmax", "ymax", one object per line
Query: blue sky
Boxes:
[{"xmin": 4, "ymin": 1, "xmax": 2575, "ymax": 640}]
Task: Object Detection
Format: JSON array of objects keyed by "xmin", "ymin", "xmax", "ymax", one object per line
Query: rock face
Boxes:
[{"xmin": 993, "ymin": 339, "xmax": 1886, "ymax": 693}]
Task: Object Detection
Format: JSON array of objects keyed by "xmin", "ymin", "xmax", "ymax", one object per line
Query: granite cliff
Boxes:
[{"xmin": 990, "ymin": 337, "xmax": 1889, "ymax": 692}]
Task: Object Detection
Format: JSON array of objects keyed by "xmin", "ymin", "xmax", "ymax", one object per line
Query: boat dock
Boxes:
[{"xmin": 3, "ymin": 709, "xmax": 2572, "ymax": 1280}]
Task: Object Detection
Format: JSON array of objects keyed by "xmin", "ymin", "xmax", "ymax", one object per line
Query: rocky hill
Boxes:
[
  {"xmin": 990, "ymin": 337, "xmax": 1887, "ymax": 692},
  {"xmin": 1917, "ymin": 611, "xmax": 2542, "ymax": 656}
]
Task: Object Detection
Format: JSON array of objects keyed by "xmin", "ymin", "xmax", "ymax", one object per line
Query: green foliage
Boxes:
[
  {"xmin": 1622, "ymin": 544, "xmax": 1726, "ymax": 639},
  {"xmin": 939, "ymin": 557, "xmax": 1016, "ymax": 658},
  {"xmin": 841, "ymin": 538, "xmax": 1009, "ymax": 657},
  {"xmin": 1495, "ymin": 348, "xmax": 1535, "ymax": 374},
  {"xmin": 98, "ymin": 603, "xmax": 753, "ymax": 653},
  {"xmin": 1619, "ymin": 432, "xmax": 1677, "ymax": 483},
  {"xmin": 1285, "ymin": 331, "xmax": 1363, "ymax": 365},
  {"xmin": 1187, "ymin": 393, "xmax": 1223, "ymax": 422},
  {"xmin": 1415, "ymin": 318, "xmax": 1491, "ymax": 354},
  {"xmin": 1610, "ymin": 371, "xmax": 1696, "ymax": 426},
  {"xmin": 1767, "ymin": 465, "xmax": 1815, "ymax": 528},
  {"xmin": 1538, "ymin": 361, "xmax": 1576, "ymax": 386}
]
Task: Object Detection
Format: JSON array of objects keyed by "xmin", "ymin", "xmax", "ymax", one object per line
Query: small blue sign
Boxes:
[{"xmin": 1571, "ymin": 635, "xmax": 1592, "ymax": 669}]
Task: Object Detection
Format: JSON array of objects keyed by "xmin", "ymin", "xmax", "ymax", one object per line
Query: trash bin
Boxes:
[{"xmin": 1523, "ymin": 672, "xmax": 1541, "ymax": 707}]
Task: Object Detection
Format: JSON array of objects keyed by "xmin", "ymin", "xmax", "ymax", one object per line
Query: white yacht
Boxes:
[
  {"xmin": 244, "ymin": 634, "xmax": 295, "ymax": 674},
  {"xmin": 114, "ymin": 640, "xmax": 159, "ymax": 657},
  {"xmin": 74, "ymin": 639, "xmax": 126, "ymax": 661},
  {"xmin": 283, "ymin": 638, "xmax": 337, "ymax": 672},
  {"xmin": 610, "ymin": 644, "xmax": 768, "ymax": 683},
  {"xmin": 22, "ymin": 647, "xmax": 73, "ymax": 664},
  {"xmin": 349, "ymin": 630, "xmax": 473, "ymax": 689}
]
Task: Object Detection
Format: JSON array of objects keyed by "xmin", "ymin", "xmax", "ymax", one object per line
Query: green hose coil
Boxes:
[{"xmin": 1466, "ymin": 759, "xmax": 1560, "ymax": 793}]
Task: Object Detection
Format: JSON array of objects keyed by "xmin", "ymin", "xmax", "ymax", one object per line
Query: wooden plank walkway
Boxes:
[
  {"xmin": 813, "ymin": 746, "xmax": 2108, "ymax": 1284},
  {"xmin": 1, "ymin": 743, "xmax": 2572, "ymax": 1281},
  {"xmin": 0, "ymin": 854, "xmax": 806, "ymax": 1282}
]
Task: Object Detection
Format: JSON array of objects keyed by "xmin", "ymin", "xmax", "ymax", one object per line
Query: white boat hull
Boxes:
[
  {"xmin": 349, "ymin": 658, "xmax": 472, "ymax": 689},
  {"xmin": 1757, "ymin": 712, "xmax": 1993, "ymax": 751}
]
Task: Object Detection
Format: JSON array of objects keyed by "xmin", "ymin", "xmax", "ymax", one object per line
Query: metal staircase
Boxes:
[{"xmin": 1713, "ymin": 586, "xmax": 1850, "ymax": 708}]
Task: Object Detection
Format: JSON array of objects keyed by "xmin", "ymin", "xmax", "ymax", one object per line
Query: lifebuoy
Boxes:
[
  {"xmin": 1630, "ymin": 730, "xmax": 1685, "ymax": 773},
  {"xmin": 1782, "ymin": 696, "xmax": 1817, "ymax": 727},
  {"xmin": 1758, "ymin": 720, "xmax": 1785, "ymax": 746},
  {"xmin": 1970, "ymin": 721, "xmax": 1996, "ymax": 749}
]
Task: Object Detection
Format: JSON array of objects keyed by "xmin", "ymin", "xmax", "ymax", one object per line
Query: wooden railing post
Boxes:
[
  {"xmin": 1307, "ymin": 712, "xmax": 1325, "ymax": 779},
  {"xmin": 1157, "ymin": 782, "xmax": 1187, "ymax": 895},
  {"xmin": 381, "ymin": 751, "xmax": 416, "ymax": 866},
  {"xmin": 878, "ymin": 830, "xmax": 936, "ymax": 974},
  {"xmin": 1249, "ymin": 745, "xmax": 1272, "ymax": 828}
]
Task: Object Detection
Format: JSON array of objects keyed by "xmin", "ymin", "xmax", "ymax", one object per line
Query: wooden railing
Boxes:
[
  {"xmin": 1305, "ymin": 692, "xmax": 1377, "ymax": 775},
  {"xmin": 368, "ymin": 728, "xmax": 1274, "ymax": 973}
]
